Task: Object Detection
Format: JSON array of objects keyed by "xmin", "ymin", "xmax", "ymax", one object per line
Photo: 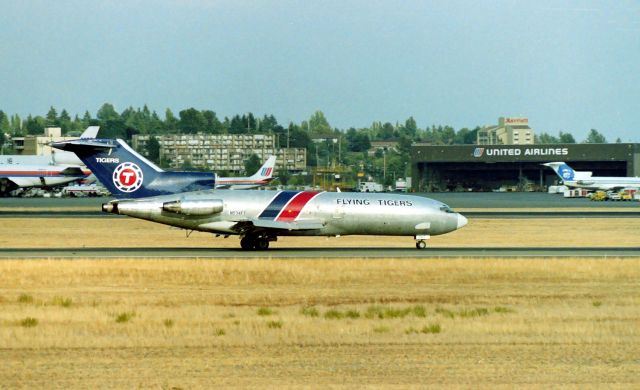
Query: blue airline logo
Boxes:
[
  {"xmin": 473, "ymin": 148, "xmax": 485, "ymax": 157},
  {"xmin": 559, "ymin": 164, "xmax": 575, "ymax": 181}
]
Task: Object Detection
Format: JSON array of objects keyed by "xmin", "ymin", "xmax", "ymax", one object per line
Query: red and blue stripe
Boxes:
[
  {"xmin": 260, "ymin": 167, "xmax": 273, "ymax": 177},
  {"xmin": 258, "ymin": 191, "xmax": 321, "ymax": 221}
]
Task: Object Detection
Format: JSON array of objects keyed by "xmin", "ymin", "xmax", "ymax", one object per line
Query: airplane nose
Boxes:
[{"xmin": 456, "ymin": 214, "xmax": 468, "ymax": 229}]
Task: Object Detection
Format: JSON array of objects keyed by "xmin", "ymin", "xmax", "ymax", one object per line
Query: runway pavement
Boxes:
[
  {"xmin": 1, "ymin": 246, "xmax": 639, "ymax": 259},
  {"xmin": 2, "ymin": 193, "xmax": 638, "ymax": 259},
  {"xmin": 2, "ymin": 209, "xmax": 639, "ymax": 218},
  {"xmin": 1, "ymin": 192, "xmax": 639, "ymax": 209}
]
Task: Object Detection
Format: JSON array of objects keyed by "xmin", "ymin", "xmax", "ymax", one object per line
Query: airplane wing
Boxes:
[
  {"xmin": 233, "ymin": 218, "xmax": 325, "ymax": 233},
  {"xmin": 59, "ymin": 166, "xmax": 86, "ymax": 176}
]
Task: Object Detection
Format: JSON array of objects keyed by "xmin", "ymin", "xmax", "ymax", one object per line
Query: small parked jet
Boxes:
[
  {"xmin": 0, "ymin": 126, "xmax": 98, "ymax": 195},
  {"xmin": 215, "ymin": 155, "xmax": 277, "ymax": 189},
  {"xmin": 53, "ymin": 138, "xmax": 467, "ymax": 250},
  {"xmin": 543, "ymin": 162, "xmax": 640, "ymax": 191}
]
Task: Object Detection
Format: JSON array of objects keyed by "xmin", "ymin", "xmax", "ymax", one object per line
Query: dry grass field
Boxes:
[
  {"xmin": 1, "ymin": 216, "xmax": 640, "ymax": 248},
  {"xmin": 1, "ymin": 217, "xmax": 639, "ymax": 387},
  {"xmin": 0, "ymin": 258, "xmax": 639, "ymax": 388}
]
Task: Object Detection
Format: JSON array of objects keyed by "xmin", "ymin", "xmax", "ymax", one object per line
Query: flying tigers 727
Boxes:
[{"xmin": 52, "ymin": 138, "xmax": 467, "ymax": 250}]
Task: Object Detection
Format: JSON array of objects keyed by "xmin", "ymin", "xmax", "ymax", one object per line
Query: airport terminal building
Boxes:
[{"xmin": 411, "ymin": 143, "xmax": 640, "ymax": 192}]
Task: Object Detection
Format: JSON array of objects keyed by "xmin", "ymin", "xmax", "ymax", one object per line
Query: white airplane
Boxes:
[
  {"xmin": 215, "ymin": 156, "xmax": 277, "ymax": 189},
  {"xmin": 543, "ymin": 162, "xmax": 640, "ymax": 191},
  {"xmin": 0, "ymin": 126, "xmax": 98, "ymax": 195}
]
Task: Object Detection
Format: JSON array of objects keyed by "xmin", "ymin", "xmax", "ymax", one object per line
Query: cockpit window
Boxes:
[{"xmin": 439, "ymin": 205, "xmax": 455, "ymax": 213}]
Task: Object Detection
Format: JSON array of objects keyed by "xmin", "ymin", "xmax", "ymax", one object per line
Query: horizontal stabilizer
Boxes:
[
  {"xmin": 251, "ymin": 218, "xmax": 325, "ymax": 231},
  {"xmin": 51, "ymin": 139, "xmax": 115, "ymax": 151}
]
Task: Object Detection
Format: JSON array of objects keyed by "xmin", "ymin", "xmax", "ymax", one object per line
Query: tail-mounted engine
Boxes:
[{"xmin": 162, "ymin": 199, "xmax": 224, "ymax": 216}]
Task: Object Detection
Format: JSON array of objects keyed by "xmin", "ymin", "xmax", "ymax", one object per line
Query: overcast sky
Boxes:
[{"xmin": 1, "ymin": 0, "xmax": 638, "ymax": 141}]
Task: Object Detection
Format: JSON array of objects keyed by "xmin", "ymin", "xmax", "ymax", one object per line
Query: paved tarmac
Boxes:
[
  {"xmin": 1, "ymin": 246, "xmax": 638, "ymax": 259},
  {"xmin": 2, "ymin": 193, "xmax": 637, "ymax": 259},
  {"xmin": 1, "ymin": 192, "xmax": 638, "ymax": 209}
]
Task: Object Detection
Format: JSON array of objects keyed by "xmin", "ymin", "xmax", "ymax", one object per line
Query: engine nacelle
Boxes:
[{"xmin": 162, "ymin": 199, "xmax": 224, "ymax": 216}]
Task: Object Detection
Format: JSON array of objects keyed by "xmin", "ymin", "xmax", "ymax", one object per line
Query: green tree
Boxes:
[
  {"xmin": 46, "ymin": 106, "xmax": 58, "ymax": 126},
  {"xmin": 228, "ymin": 115, "xmax": 245, "ymax": 134},
  {"xmin": 402, "ymin": 116, "xmax": 417, "ymax": 138},
  {"xmin": 536, "ymin": 132, "xmax": 559, "ymax": 144},
  {"xmin": 164, "ymin": 109, "xmax": 179, "ymax": 133},
  {"xmin": 59, "ymin": 109, "xmax": 71, "ymax": 133},
  {"xmin": 82, "ymin": 111, "xmax": 92, "ymax": 127},
  {"xmin": 0, "ymin": 110, "xmax": 10, "ymax": 135},
  {"xmin": 244, "ymin": 153, "xmax": 262, "ymax": 176},
  {"xmin": 97, "ymin": 103, "xmax": 120, "ymax": 122},
  {"xmin": 346, "ymin": 128, "xmax": 371, "ymax": 152},
  {"xmin": 148, "ymin": 111, "xmax": 164, "ymax": 134},
  {"xmin": 379, "ymin": 122, "xmax": 395, "ymax": 140},
  {"xmin": 178, "ymin": 108, "xmax": 207, "ymax": 134},
  {"xmin": 243, "ymin": 113, "xmax": 257, "ymax": 133},
  {"xmin": 24, "ymin": 115, "xmax": 46, "ymax": 135},
  {"xmin": 397, "ymin": 136, "xmax": 412, "ymax": 154},
  {"xmin": 202, "ymin": 110, "xmax": 224, "ymax": 134},
  {"xmin": 10, "ymin": 114, "xmax": 22, "ymax": 135},
  {"xmin": 288, "ymin": 123, "xmax": 311, "ymax": 148},
  {"xmin": 260, "ymin": 114, "xmax": 278, "ymax": 133},
  {"xmin": 0, "ymin": 111, "xmax": 6, "ymax": 150},
  {"xmin": 146, "ymin": 135, "xmax": 161, "ymax": 163},
  {"xmin": 308, "ymin": 111, "xmax": 331, "ymax": 136},
  {"xmin": 558, "ymin": 131, "xmax": 575, "ymax": 143},
  {"xmin": 583, "ymin": 128, "xmax": 607, "ymax": 144},
  {"xmin": 439, "ymin": 126, "xmax": 456, "ymax": 145}
]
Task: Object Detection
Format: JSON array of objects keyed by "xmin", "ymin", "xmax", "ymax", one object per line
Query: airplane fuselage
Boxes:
[
  {"xmin": 105, "ymin": 190, "xmax": 466, "ymax": 238},
  {"xmin": 563, "ymin": 177, "xmax": 640, "ymax": 191},
  {"xmin": 0, "ymin": 164, "xmax": 87, "ymax": 193}
]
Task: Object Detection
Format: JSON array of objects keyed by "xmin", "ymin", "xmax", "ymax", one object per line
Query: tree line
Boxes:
[
  {"xmin": 0, "ymin": 103, "xmax": 613, "ymax": 149},
  {"xmin": 0, "ymin": 103, "xmax": 614, "ymax": 186}
]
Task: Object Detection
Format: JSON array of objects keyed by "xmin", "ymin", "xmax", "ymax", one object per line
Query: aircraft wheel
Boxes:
[
  {"xmin": 416, "ymin": 240, "xmax": 427, "ymax": 249},
  {"xmin": 240, "ymin": 236, "xmax": 255, "ymax": 250},
  {"xmin": 255, "ymin": 238, "xmax": 270, "ymax": 250}
]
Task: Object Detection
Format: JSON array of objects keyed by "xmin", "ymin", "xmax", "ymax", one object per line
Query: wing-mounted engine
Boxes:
[{"xmin": 162, "ymin": 199, "xmax": 224, "ymax": 216}]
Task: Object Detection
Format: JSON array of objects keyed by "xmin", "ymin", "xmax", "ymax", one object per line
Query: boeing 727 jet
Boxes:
[{"xmin": 53, "ymin": 138, "xmax": 467, "ymax": 250}]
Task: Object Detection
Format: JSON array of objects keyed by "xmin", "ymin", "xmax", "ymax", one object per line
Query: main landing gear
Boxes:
[
  {"xmin": 240, "ymin": 233, "xmax": 275, "ymax": 250},
  {"xmin": 414, "ymin": 234, "xmax": 430, "ymax": 250}
]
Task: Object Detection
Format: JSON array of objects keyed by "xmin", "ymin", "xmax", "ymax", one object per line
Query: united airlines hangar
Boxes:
[{"xmin": 410, "ymin": 143, "xmax": 640, "ymax": 192}]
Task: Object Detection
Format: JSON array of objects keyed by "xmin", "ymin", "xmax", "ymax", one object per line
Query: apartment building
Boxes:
[{"xmin": 132, "ymin": 133, "xmax": 307, "ymax": 173}]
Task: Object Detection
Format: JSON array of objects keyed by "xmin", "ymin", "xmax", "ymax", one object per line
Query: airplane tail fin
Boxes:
[
  {"xmin": 80, "ymin": 126, "xmax": 100, "ymax": 139},
  {"xmin": 250, "ymin": 155, "xmax": 277, "ymax": 180},
  {"xmin": 51, "ymin": 138, "xmax": 215, "ymax": 198},
  {"xmin": 543, "ymin": 162, "xmax": 576, "ymax": 181},
  {"xmin": 543, "ymin": 162, "xmax": 593, "ymax": 181}
]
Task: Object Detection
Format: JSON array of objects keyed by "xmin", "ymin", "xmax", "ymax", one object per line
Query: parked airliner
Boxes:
[
  {"xmin": 543, "ymin": 162, "xmax": 640, "ymax": 191},
  {"xmin": 0, "ymin": 126, "xmax": 98, "ymax": 195},
  {"xmin": 52, "ymin": 138, "xmax": 275, "ymax": 197}
]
